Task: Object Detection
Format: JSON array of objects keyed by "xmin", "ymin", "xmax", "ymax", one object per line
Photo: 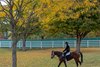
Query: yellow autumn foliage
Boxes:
[
  {"xmin": 0, "ymin": 11, "xmax": 6, "ymax": 17},
  {"xmin": 35, "ymin": 0, "xmax": 100, "ymax": 35}
]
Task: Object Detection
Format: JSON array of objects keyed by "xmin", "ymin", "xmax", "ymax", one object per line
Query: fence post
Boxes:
[
  {"xmin": 30, "ymin": 41, "xmax": 32, "ymax": 49},
  {"xmin": 87, "ymin": 40, "xmax": 89, "ymax": 47},
  {"xmin": 9, "ymin": 41, "xmax": 11, "ymax": 48},
  {"xmin": 40, "ymin": 41, "xmax": 42, "ymax": 48},
  {"xmin": 52, "ymin": 41, "xmax": 54, "ymax": 48},
  {"xmin": 99, "ymin": 40, "xmax": 100, "ymax": 47},
  {"xmin": 19, "ymin": 41, "xmax": 21, "ymax": 49},
  {"xmin": 0, "ymin": 41, "xmax": 1, "ymax": 47},
  {"xmin": 74, "ymin": 40, "xmax": 76, "ymax": 48},
  {"xmin": 63, "ymin": 41, "xmax": 65, "ymax": 48}
]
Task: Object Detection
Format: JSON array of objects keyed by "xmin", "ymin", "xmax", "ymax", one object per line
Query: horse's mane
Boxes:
[
  {"xmin": 54, "ymin": 51, "xmax": 62, "ymax": 53},
  {"xmin": 53, "ymin": 51, "xmax": 62, "ymax": 55}
]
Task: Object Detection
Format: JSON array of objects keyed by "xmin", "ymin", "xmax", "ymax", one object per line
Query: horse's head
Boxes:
[{"xmin": 51, "ymin": 51, "xmax": 55, "ymax": 59}]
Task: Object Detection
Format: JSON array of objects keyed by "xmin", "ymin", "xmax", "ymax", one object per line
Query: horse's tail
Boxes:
[{"xmin": 79, "ymin": 52, "xmax": 83, "ymax": 63}]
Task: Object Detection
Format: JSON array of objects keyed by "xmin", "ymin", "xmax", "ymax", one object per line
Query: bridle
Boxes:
[{"xmin": 51, "ymin": 51, "xmax": 55, "ymax": 59}]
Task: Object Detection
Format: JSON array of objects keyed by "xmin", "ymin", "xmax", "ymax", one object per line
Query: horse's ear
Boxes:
[
  {"xmin": 51, "ymin": 50, "xmax": 54, "ymax": 53},
  {"xmin": 52, "ymin": 50, "xmax": 54, "ymax": 52}
]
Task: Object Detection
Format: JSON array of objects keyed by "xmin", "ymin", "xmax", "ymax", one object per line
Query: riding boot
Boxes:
[{"xmin": 60, "ymin": 53, "xmax": 64, "ymax": 59}]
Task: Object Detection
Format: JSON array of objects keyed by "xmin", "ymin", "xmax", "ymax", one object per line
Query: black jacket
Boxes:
[{"xmin": 63, "ymin": 44, "xmax": 70, "ymax": 54}]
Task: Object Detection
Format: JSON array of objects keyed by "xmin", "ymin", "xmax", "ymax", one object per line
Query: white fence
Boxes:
[{"xmin": 0, "ymin": 40, "xmax": 100, "ymax": 48}]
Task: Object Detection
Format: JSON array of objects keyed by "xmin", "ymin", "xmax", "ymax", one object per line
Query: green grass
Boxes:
[{"xmin": 0, "ymin": 48, "xmax": 100, "ymax": 67}]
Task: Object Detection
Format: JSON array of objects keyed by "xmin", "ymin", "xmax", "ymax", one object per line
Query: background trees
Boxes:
[
  {"xmin": 36, "ymin": 0, "xmax": 100, "ymax": 52},
  {"xmin": 0, "ymin": 0, "xmax": 100, "ymax": 67}
]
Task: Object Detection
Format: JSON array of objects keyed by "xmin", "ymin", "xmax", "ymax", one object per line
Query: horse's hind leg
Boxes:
[
  {"xmin": 64, "ymin": 60, "xmax": 67, "ymax": 67},
  {"xmin": 75, "ymin": 61, "xmax": 78, "ymax": 67},
  {"xmin": 77, "ymin": 58, "xmax": 81, "ymax": 65},
  {"xmin": 58, "ymin": 61, "xmax": 62, "ymax": 67},
  {"xmin": 78, "ymin": 60, "xmax": 81, "ymax": 65}
]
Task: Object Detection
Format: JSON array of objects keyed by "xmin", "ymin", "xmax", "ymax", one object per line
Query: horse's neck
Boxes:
[{"xmin": 54, "ymin": 51, "xmax": 62, "ymax": 57}]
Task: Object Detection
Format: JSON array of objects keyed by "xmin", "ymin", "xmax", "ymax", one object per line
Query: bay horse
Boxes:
[{"xmin": 51, "ymin": 51, "xmax": 83, "ymax": 67}]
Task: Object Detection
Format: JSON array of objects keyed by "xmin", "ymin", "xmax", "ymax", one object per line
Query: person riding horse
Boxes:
[
  {"xmin": 51, "ymin": 42, "xmax": 83, "ymax": 67},
  {"xmin": 62, "ymin": 42, "xmax": 71, "ymax": 60}
]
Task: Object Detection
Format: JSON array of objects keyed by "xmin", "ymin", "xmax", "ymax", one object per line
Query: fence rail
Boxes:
[{"xmin": 0, "ymin": 40, "xmax": 100, "ymax": 48}]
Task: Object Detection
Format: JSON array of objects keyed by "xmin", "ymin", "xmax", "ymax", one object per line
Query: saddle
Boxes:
[{"xmin": 65, "ymin": 52, "xmax": 71, "ymax": 59}]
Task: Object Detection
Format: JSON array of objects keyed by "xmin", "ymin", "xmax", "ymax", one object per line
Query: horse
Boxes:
[{"xmin": 51, "ymin": 50, "xmax": 83, "ymax": 67}]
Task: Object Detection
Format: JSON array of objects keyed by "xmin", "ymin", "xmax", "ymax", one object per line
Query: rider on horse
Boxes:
[{"xmin": 62, "ymin": 42, "xmax": 71, "ymax": 60}]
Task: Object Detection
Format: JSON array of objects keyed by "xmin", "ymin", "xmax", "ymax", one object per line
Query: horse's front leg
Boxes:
[
  {"xmin": 64, "ymin": 60, "xmax": 67, "ymax": 67},
  {"xmin": 58, "ymin": 61, "xmax": 62, "ymax": 67}
]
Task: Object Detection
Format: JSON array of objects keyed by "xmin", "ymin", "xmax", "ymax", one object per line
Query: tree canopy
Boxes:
[{"xmin": 35, "ymin": 0, "xmax": 100, "ymax": 52}]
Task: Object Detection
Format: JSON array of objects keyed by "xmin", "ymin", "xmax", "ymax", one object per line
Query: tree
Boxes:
[
  {"xmin": 17, "ymin": 1, "xmax": 38, "ymax": 51},
  {"xmin": 65, "ymin": 0, "xmax": 100, "ymax": 52},
  {"xmin": 0, "ymin": 0, "xmax": 36, "ymax": 67}
]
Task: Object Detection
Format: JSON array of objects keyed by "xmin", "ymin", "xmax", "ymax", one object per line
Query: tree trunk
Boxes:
[
  {"xmin": 41, "ymin": 35, "xmax": 44, "ymax": 40},
  {"xmin": 76, "ymin": 35, "xmax": 81, "ymax": 53},
  {"xmin": 22, "ymin": 38, "xmax": 26, "ymax": 51},
  {"xmin": 12, "ymin": 41, "xmax": 17, "ymax": 67}
]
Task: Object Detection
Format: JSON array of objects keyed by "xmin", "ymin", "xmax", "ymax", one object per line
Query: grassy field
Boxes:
[{"xmin": 0, "ymin": 48, "xmax": 100, "ymax": 67}]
